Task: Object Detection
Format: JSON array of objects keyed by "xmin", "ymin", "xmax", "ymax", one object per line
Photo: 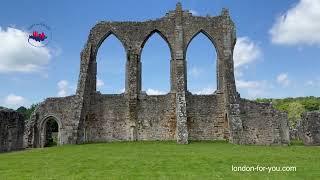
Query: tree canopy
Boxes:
[{"xmin": 256, "ymin": 96, "xmax": 320, "ymax": 128}]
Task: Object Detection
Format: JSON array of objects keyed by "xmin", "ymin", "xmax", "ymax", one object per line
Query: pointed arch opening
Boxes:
[
  {"xmin": 96, "ymin": 33, "xmax": 126, "ymax": 94},
  {"xmin": 186, "ymin": 30, "xmax": 218, "ymax": 95},
  {"xmin": 140, "ymin": 30, "xmax": 172, "ymax": 95}
]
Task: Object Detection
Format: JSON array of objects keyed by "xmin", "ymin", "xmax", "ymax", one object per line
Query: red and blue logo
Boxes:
[
  {"xmin": 27, "ymin": 23, "xmax": 51, "ymax": 47},
  {"xmin": 29, "ymin": 31, "xmax": 47, "ymax": 42}
]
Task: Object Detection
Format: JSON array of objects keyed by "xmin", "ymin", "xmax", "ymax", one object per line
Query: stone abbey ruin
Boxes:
[{"xmin": 20, "ymin": 3, "xmax": 293, "ymax": 148}]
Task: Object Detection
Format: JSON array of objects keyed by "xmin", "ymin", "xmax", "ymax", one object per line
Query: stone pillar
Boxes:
[
  {"xmin": 174, "ymin": 2, "xmax": 188, "ymax": 144},
  {"xmin": 126, "ymin": 50, "xmax": 140, "ymax": 141},
  {"xmin": 175, "ymin": 60, "xmax": 188, "ymax": 144},
  {"xmin": 170, "ymin": 59, "xmax": 176, "ymax": 92},
  {"xmin": 220, "ymin": 8, "xmax": 243, "ymax": 144},
  {"xmin": 216, "ymin": 55, "xmax": 224, "ymax": 92},
  {"xmin": 76, "ymin": 44, "xmax": 93, "ymax": 97}
]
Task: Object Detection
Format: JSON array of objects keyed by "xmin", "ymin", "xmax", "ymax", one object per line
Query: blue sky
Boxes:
[{"xmin": 1, "ymin": 0, "xmax": 320, "ymax": 109}]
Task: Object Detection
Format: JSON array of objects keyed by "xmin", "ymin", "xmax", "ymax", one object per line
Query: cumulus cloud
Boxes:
[
  {"xmin": 277, "ymin": 73, "xmax": 290, "ymax": 87},
  {"xmin": 270, "ymin": 0, "xmax": 320, "ymax": 46},
  {"xmin": 4, "ymin": 94, "xmax": 26, "ymax": 108},
  {"xmin": 236, "ymin": 80, "xmax": 269, "ymax": 99},
  {"xmin": 193, "ymin": 87, "xmax": 215, "ymax": 95},
  {"xmin": 146, "ymin": 89, "xmax": 166, "ymax": 95},
  {"xmin": 96, "ymin": 79, "xmax": 104, "ymax": 88},
  {"xmin": 0, "ymin": 27, "xmax": 52, "ymax": 73},
  {"xmin": 57, "ymin": 80, "xmax": 69, "ymax": 97},
  {"xmin": 234, "ymin": 37, "xmax": 262, "ymax": 70}
]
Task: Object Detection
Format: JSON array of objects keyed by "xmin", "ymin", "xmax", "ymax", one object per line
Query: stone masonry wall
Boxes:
[
  {"xmin": 187, "ymin": 93, "xmax": 226, "ymax": 140},
  {"xmin": 240, "ymin": 99, "xmax": 290, "ymax": 145},
  {"xmin": 0, "ymin": 109, "xmax": 24, "ymax": 152},
  {"xmin": 24, "ymin": 95, "xmax": 82, "ymax": 148},
  {"xmin": 137, "ymin": 93, "xmax": 176, "ymax": 140},
  {"xmin": 85, "ymin": 93, "xmax": 128, "ymax": 142},
  {"xmin": 299, "ymin": 112, "xmax": 320, "ymax": 145}
]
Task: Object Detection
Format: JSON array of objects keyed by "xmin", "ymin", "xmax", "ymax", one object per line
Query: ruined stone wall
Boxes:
[
  {"xmin": 240, "ymin": 99, "xmax": 289, "ymax": 145},
  {"xmin": 187, "ymin": 94, "xmax": 226, "ymax": 140},
  {"xmin": 85, "ymin": 93, "xmax": 128, "ymax": 142},
  {"xmin": 137, "ymin": 93, "xmax": 176, "ymax": 140},
  {"xmin": 24, "ymin": 4, "xmax": 290, "ymax": 147},
  {"xmin": 0, "ymin": 109, "xmax": 24, "ymax": 152},
  {"xmin": 24, "ymin": 96, "xmax": 82, "ymax": 148},
  {"xmin": 299, "ymin": 112, "xmax": 320, "ymax": 145}
]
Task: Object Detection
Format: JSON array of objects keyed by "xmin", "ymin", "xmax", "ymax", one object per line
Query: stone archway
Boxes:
[{"xmin": 39, "ymin": 115, "xmax": 63, "ymax": 148}]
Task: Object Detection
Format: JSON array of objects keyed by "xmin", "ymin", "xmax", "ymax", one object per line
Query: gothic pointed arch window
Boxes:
[
  {"xmin": 140, "ymin": 30, "xmax": 172, "ymax": 95},
  {"xmin": 96, "ymin": 33, "xmax": 126, "ymax": 94},
  {"xmin": 186, "ymin": 31, "xmax": 217, "ymax": 94}
]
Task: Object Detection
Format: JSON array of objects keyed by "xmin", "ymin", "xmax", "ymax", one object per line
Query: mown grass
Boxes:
[{"xmin": 0, "ymin": 141, "xmax": 319, "ymax": 180}]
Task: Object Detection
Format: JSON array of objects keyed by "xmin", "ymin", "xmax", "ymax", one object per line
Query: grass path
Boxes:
[{"xmin": 0, "ymin": 141, "xmax": 319, "ymax": 179}]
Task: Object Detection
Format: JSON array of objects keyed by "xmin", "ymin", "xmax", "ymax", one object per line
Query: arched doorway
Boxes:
[
  {"xmin": 39, "ymin": 116, "xmax": 62, "ymax": 147},
  {"xmin": 44, "ymin": 119, "xmax": 59, "ymax": 147}
]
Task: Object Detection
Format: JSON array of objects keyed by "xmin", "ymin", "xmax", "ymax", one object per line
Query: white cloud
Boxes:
[
  {"xmin": 4, "ymin": 94, "xmax": 26, "ymax": 108},
  {"xmin": 234, "ymin": 37, "xmax": 262, "ymax": 70},
  {"xmin": 57, "ymin": 80, "xmax": 69, "ymax": 97},
  {"xmin": 236, "ymin": 80, "xmax": 268, "ymax": 99},
  {"xmin": 306, "ymin": 80, "xmax": 315, "ymax": 86},
  {"xmin": 194, "ymin": 87, "xmax": 215, "ymax": 95},
  {"xmin": 0, "ymin": 27, "xmax": 52, "ymax": 73},
  {"xmin": 120, "ymin": 88, "xmax": 125, "ymax": 93},
  {"xmin": 96, "ymin": 79, "xmax": 104, "ymax": 88},
  {"xmin": 277, "ymin": 73, "xmax": 290, "ymax": 87},
  {"xmin": 270, "ymin": 0, "xmax": 320, "ymax": 46},
  {"xmin": 189, "ymin": 10, "xmax": 198, "ymax": 15},
  {"xmin": 237, "ymin": 80, "xmax": 262, "ymax": 89},
  {"xmin": 189, "ymin": 67, "xmax": 203, "ymax": 78},
  {"xmin": 146, "ymin": 89, "xmax": 166, "ymax": 95}
]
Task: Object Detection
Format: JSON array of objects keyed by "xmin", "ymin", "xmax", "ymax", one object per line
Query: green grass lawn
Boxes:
[{"xmin": 0, "ymin": 141, "xmax": 319, "ymax": 180}]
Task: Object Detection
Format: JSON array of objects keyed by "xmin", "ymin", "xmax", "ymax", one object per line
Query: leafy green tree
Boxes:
[
  {"xmin": 16, "ymin": 106, "xmax": 28, "ymax": 119},
  {"xmin": 16, "ymin": 104, "xmax": 38, "ymax": 121},
  {"xmin": 286, "ymin": 102, "xmax": 305, "ymax": 128}
]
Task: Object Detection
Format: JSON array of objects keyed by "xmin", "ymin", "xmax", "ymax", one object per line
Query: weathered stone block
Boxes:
[
  {"xmin": 300, "ymin": 112, "xmax": 320, "ymax": 145},
  {"xmin": 0, "ymin": 109, "xmax": 24, "ymax": 152}
]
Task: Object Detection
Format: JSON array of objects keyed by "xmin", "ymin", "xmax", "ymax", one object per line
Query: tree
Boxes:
[
  {"xmin": 287, "ymin": 102, "xmax": 305, "ymax": 128},
  {"xmin": 16, "ymin": 106, "xmax": 28, "ymax": 119},
  {"xmin": 16, "ymin": 104, "xmax": 38, "ymax": 121}
]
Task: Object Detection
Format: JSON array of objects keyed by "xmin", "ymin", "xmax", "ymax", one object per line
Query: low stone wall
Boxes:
[
  {"xmin": 0, "ymin": 109, "xmax": 24, "ymax": 152},
  {"xmin": 299, "ymin": 112, "xmax": 320, "ymax": 145},
  {"xmin": 137, "ymin": 93, "xmax": 177, "ymax": 140},
  {"xmin": 85, "ymin": 94, "xmax": 128, "ymax": 142},
  {"xmin": 240, "ymin": 99, "xmax": 290, "ymax": 145},
  {"xmin": 24, "ymin": 93, "xmax": 292, "ymax": 147},
  {"xmin": 187, "ymin": 94, "xmax": 226, "ymax": 140},
  {"xmin": 24, "ymin": 95, "xmax": 82, "ymax": 148}
]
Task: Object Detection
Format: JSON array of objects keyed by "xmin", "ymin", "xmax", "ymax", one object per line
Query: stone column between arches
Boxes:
[{"xmin": 126, "ymin": 50, "xmax": 140, "ymax": 141}]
